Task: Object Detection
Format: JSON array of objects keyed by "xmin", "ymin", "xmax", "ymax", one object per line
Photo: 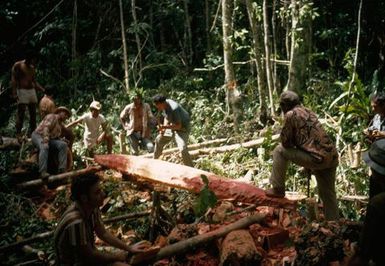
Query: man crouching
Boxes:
[{"xmin": 54, "ymin": 173, "xmax": 150, "ymax": 265}]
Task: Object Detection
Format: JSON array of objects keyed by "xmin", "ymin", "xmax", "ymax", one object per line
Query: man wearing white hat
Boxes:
[{"xmin": 67, "ymin": 101, "xmax": 113, "ymax": 156}]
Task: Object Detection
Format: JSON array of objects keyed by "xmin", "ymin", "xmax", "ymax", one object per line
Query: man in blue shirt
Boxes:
[{"xmin": 152, "ymin": 95, "xmax": 193, "ymax": 167}]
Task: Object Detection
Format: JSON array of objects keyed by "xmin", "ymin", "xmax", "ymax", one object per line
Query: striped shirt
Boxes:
[{"xmin": 54, "ymin": 203, "xmax": 101, "ymax": 265}]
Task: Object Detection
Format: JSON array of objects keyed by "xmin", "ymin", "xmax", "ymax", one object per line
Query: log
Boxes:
[
  {"xmin": 0, "ymin": 210, "xmax": 151, "ymax": 252},
  {"xmin": 16, "ymin": 166, "xmax": 102, "ymax": 190},
  {"xmin": 141, "ymin": 137, "xmax": 229, "ymax": 158},
  {"xmin": 130, "ymin": 213, "xmax": 266, "ymax": 264},
  {"xmin": 94, "ymin": 154, "xmax": 295, "ymax": 209},
  {"xmin": 0, "ymin": 137, "xmax": 21, "ymax": 150},
  {"xmin": 142, "ymin": 135, "xmax": 279, "ymax": 159},
  {"xmin": 219, "ymin": 230, "xmax": 262, "ymax": 265},
  {"xmin": 189, "ymin": 134, "xmax": 279, "ymax": 157}
]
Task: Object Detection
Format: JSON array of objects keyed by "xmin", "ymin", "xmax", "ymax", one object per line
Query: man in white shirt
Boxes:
[{"xmin": 67, "ymin": 101, "xmax": 113, "ymax": 156}]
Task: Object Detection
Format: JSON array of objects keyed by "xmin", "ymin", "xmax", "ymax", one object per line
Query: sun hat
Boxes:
[
  {"xmin": 363, "ymin": 139, "xmax": 385, "ymax": 175},
  {"xmin": 55, "ymin": 106, "xmax": 71, "ymax": 117},
  {"xmin": 90, "ymin": 100, "xmax": 102, "ymax": 110}
]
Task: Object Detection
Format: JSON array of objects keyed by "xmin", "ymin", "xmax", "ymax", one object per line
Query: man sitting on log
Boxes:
[
  {"xmin": 31, "ymin": 107, "xmax": 71, "ymax": 179},
  {"xmin": 120, "ymin": 91, "xmax": 155, "ymax": 155},
  {"xmin": 152, "ymin": 94, "xmax": 193, "ymax": 167},
  {"xmin": 266, "ymin": 91, "xmax": 339, "ymax": 221},
  {"xmin": 67, "ymin": 100, "xmax": 113, "ymax": 157},
  {"xmin": 54, "ymin": 173, "xmax": 150, "ymax": 266}
]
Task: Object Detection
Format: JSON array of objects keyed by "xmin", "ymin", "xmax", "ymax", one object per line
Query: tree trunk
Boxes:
[
  {"xmin": 271, "ymin": 0, "xmax": 278, "ymax": 94},
  {"xmin": 222, "ymin": 0, "xmax": 242, "ymax": 130},
  {"xmin": 94, "ymin": 154, "xmax": 295, "ymax": 209},
  {"xmin": 131, "ymin": 0, "xmax": 143, "ymax": 86},
  {"xmin": 71, "ymin": 0, "xmax": 78, "ymax": 97},
  {"xmin": 205, "ymin": 0, "xmax": 211, "ymax": 52},
  {"xmin": 119, "ymin": 0, "xmax": 130, "ymax": 91},
  {"xmin": 286, "ymin": 0, "xmax": 312, "ymax": 92},
  {"xmin": 183, "ymin": 0, "xmax": 193, "ymax": 67},
  {"xmin": 263, "ymin": 0, "xmax": 275, "ymax": 116},
  {"xmin": 220, "ymin": 230, "xmax": 262, "ymax": 265},
  {"xmin": 130, "ymin": 213, "xmax": 266, "ymax": 264},
  {"xmin": 245, "ymin": 0, "xmax": 268, "ymax": 124}
]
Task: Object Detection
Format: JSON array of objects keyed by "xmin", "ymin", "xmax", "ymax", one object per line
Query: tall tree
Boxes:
[
  {"xmin": 119, "ymin": 0, "xmax": 130, "ymax": 91},
  {"xmin": 245, "ymin": 0, "xmax": 268, "ymax": 123},
  {"xmin": 131, "ymin": 0, "xmax": 143, "ymax": 87},
  {"xmin": 183, "ymin": 0, "xmax": 193, "ymax": 67},
  {"xmin": 222, "ymin": 0, "xmax": 242, "ymax": 130},
  {"xmin": 263, "ymin": 0, "xmax": 275, "ymax": 116},
  {"xmin": 286, "ymin": 0, "xmax": 312, "ymax": 92}
]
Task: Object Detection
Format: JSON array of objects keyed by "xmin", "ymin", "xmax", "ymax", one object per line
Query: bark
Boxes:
[
  {"xmin": 94, "ymin": 153, "xmax": 295, "ymax": 209},
  {"xmin": 222, "ymin": 0, "xmax": 242, "ymax": 130},
  {"xmin": 130, "ymin": 213, "xmax": 266, "ymax": 264},
  {"xmin": 0, "ymin": 210, "xmax": 150, "ymax": 252},
  {"xmin": 220, "ymin": 230, "xmax": 262, "ymax": 265},
  {"xmin": 263, "ymin": 0, "xmax": 275, "ymax": 116},
  {"xmin": 140, "ymin": 137, "xmax": 229, "ymax": 158},
  {"xmin": 119, "ymin": 0, "xmax": 130, "ymax": 91},
  {"xmin": 245, "ymin": 0, "xmax": 268, "ymax": 124},
  {"xmin": 286, "ymin": 0, "xmax": 312, "ymax": 92},
  {"xmin": 16, "ymin": 166, "xmax": 102, "ymax": 190}
]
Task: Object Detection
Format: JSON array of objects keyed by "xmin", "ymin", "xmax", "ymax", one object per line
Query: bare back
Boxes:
[{"xmin": 12, "ymin": 60, "xmax": 36, "ymax": 89}]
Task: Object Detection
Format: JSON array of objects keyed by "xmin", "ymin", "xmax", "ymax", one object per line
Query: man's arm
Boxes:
[
  {"xmin": 11, "ymin": 63, "xmax": 19, "ymax": 98},
  {"xmin": 280, "ymin": 113, "xmax": 295, "ymax": 148},
  {"xmin": 66, "ymin": 117, "xmax": 83, "ymax": 128},
  {"xmin": 94, "ymin": 217, "xmax": 150, "ymax": 254},
  {"xmin": 78, "ymin": 242, "xmax": 127, "ymax": 264},
  {"xmin": 119, "ymin": 106, "xmax": 130, "ymax": 130}
]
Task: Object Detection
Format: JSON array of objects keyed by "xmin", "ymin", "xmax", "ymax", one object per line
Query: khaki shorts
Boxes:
[{"xmin": 17, "ymin": 88, "xmax": 38, "ymax": 104}]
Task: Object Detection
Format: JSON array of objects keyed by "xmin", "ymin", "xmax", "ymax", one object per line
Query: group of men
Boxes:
[
  {"xmin": 12, "ymin": 54, "xmax": 385, "ymax": 265},
  {"xmin": 12, "ymin": 54, "xmax": 194, "ymax": 179}
]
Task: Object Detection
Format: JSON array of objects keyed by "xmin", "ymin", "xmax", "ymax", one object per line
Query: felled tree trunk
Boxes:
[
  {"xmin": 130, "ymin": 213, "xmax": 266, "ymax": 265},
  {"xmin": 220, "ymin": 230, "xmax": 262, "ymax": 266},
  {"xmin": 94, "ymin": 154, "xmax": 295, "ymax": 209}
]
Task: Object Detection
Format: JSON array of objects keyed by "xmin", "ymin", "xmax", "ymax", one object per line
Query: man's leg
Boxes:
[
  {"xmin": 313, "ymin": 167, "xmax": 339, "ymax": 220},
  {"xmin": 50, "ymin": 139, "xmax": 68, "ymax": 172},
  {"xmin": 270, "ymin": 144, "xmax": 324, "ymax": 195},
  {"xmin": 174, "ymin": 131, "xmax": 193, "ymax": 167},
  {"xmin": 153, "ymin": 134, "xmax": 172, "ymax": 159},
  {"xmin": 27, "ymin": 103, "xmax": 37, "ymax": 136},
  {"xmin": 141, "ymin": 137, "xmax": 154, "ymax": 153},
  {"xmin": 103, "ymin": 134, "xmax": 113, "ymax": 154},
  {"xmin": 128, "ymin": 133, "xmax": 141, "ymax": 155},
  {"xmin": 31, "ymin": 132, "xmax": 49, "ymax": 175},
  {"xmin": 16, "ymin": 104, "xmax": 27, "ymax": 135}
]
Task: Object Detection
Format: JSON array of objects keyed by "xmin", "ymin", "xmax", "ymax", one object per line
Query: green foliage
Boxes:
[{"xmin": 193, "ymin": 175, "xmax": 217, "ymax": 217}]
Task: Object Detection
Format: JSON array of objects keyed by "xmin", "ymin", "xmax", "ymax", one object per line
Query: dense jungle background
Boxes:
[{"xmin": 1, "ymin": 0, "xmax": 385, "ymax": 265}]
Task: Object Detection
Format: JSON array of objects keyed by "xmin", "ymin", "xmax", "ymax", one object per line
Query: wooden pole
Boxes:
[{"xmin": 16, "ymin": 166, "xmax": 102, "ymax": 190}]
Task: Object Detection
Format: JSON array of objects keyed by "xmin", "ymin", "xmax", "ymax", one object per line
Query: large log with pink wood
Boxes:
[{"xmin": 94, "ymin": 154, "xmax": 295, "ymax": 209}]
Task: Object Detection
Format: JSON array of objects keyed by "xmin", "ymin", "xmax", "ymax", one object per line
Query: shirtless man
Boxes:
[{"xmin": 11, "ymin": 53, "xmax": 45, "ymax": 136}]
